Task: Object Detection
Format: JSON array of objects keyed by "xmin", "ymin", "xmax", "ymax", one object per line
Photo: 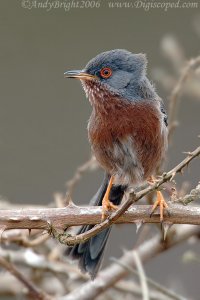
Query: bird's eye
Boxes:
[{"xmin": 100, "ymin": 67, "xmax": 112, "ymax": 79}]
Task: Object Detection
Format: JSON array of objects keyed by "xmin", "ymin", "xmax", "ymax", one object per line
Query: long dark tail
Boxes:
[{"xmin": 66, "ymin": 173, "xmax": 126, "ymax": 279}]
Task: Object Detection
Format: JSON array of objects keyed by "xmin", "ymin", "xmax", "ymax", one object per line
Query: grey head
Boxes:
[{"xmin": 64, "ymin": 49, "xmax": 157, "ymax": 101}]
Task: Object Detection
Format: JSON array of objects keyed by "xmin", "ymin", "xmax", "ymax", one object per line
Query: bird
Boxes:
[{"xmin": 64, "ymin": 49, "xmax": 168, "ymax": 279}]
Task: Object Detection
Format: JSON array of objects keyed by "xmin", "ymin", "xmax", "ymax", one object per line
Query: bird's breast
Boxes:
[{"xmin": 88, "ymin": 99, "xmax": 167, "ymax": 184}]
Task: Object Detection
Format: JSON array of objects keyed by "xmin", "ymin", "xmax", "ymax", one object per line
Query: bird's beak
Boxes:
[{"xmin": 64, "ymin": 70, "xmax": 96, "ymax": 80}]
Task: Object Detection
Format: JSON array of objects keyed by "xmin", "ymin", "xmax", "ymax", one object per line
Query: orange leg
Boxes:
[
  {"xmin": 150, "ymin": 191, "xmax": 169, "ymax": 222},
  {"xmin": 147, "ymin": 176, "xmax": 169, "ymax": 222},
  {"xmin": 102, "ymin": 176, "xmax": 118, "ymax": 220},
  {"xmin": 147, "ymin": 175, "xmax": 159, "ymax": 184}
]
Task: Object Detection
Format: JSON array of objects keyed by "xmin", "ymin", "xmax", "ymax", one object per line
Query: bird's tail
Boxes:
[{"xmin": 65, "ymin": 173, "xmax": 126, "ymax": 279}]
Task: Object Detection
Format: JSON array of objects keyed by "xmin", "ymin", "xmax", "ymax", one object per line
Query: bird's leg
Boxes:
[
  {"xmin": 148, "ymin": 176, "xmax": 169, "ymax": 222},
  {"xmin": 147, "ymin": 175, "xmax": 159, "ymax": 184},
  {"xmin": 102, "ymin": 176, "xmax": 118, "ymax": 220},
  {"xmin": 150, "ymin": 191, "xmax": 169, "ymax": 222}
]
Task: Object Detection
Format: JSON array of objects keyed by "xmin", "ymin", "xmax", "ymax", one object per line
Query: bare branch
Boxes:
[
  {"xmin": 132, "ymin": 251, "xmax": 149, "ymax": 300},
  {"xmin": 66, "ymin": 155, "xmax": 98, "ymax": 202},
  {"xmin": 168, "ymin": 56, "xmax": 200, "ymax": 141},
  {"xmin": 60, "ymin": 144, "xmax": 200, "ymax": 246},
  {"xmin": 176, "ymin": 182, "xmax": 200, "ymax": 205},
  {"xmin": 110, "ymin": 258, "xmax": 185, "ymax": 300},
  {"xmin": 1, "ymin": 204, "xmax": 200, "ymax": 233},
  {"xmin": 0, "ymin": 256, "xmax": 52, "ymax": 300},
  {"xmin": 0, "ymin": 145, "xmax": 199, "ymax": 246},
  {"xmin": 0, "ymin": 248, "xmax": 80, "ymax": 278},
  {"xmin": 61, "ymin": 225, "xmax": 199, "ymax": 300},
  {"xmin": 114, "ymin": 280, "xmax": 177, "ymax": 300}
]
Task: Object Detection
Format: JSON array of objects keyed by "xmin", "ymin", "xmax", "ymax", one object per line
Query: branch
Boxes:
[
  {"xmin": 176, "ymin": 181, "xmax": 200, "ymax": 205},
  {"xmin": 110, "ymin": 258, "xmax": 185, "ymax": 300},
  {"xmin": 0, "ymin": 248, "xmax": 79, "ymax": 278},
  {"xmin": 1, "ymin": 231, "xmax": 50, "ymax": 247},
  {"xmin": 0, "ymin": 256, "xmax": 52, "ymax": 300},
  {"xmin": 59, "ymin": 144, "xmax": 200, "ymax": 246},
  {"xmin": 66, "ymin": 155, "xmax": 98, "ymax": 202},
  {"xmin": 1, "ymin": 204, "xmax": 200, "ymax": 231},
  {"xmin": 114, "ymin": 280, "xmax": 179, "ymax": 300},
  {"xmin": 61, "ymin": 224, "xmax": 200, "ymax": 300},
  {"xmin": 168, "ymin": 55, "xmax": 200, "ymax": 141},
  {"xmin": 0, "ymin": 145, "xmax": 199, "ymax": 245},
  {"xmin": 132, "ymin": 251, "xmax": 149, "ymax": 300}
]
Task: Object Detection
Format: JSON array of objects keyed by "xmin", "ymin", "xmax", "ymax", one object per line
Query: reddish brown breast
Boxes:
[{"xmin": 88, "ymin": 97, "xmax": 167, "ymax": 183}]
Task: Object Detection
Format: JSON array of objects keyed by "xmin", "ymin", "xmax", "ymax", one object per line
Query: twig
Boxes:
[
  {"xmin": 1, "ymin": 232, "xmax": 49, "ymax": 247},
  {"xmin": 176, "ymin": 182, "xmax": 200, "ymax": 205},
  {"xmin": 114, "ymin": 280, "xmax": 172, "ymax": 300},
  {"xmin": 60, "ymin": 225, "xmax": 199, "ymax": 300},
  {"xmin": 0, "ymin": 146, "xmax": 199, "ymax": 245},
  {"xmin": 1, "ymin": 204, "xmax": 200, "ymax": 232},
  {"xmin": 59, "ymin": 145, "xmax": 200, "ymax": 246},
  {"xmin": 66, "ymin": 155, "xmax": 98, "ymax": 201},
  {"xmin": 0, "ymin": 256, "xmax": 52, "ymax": 300},
  {"xmin": 110, "ymin": 258, "xmax": 186, "ymax": 300},
  {"xmin": 132, "ymin": 251, "xmax": 149, "ymax": 300},
  {"xmin": 161, "ymin": 36, "xmax": 185, "ymax": 72},
  {"xmin": 0, "ymin": 248, "xmax": 82, "ymax": 278},
  {"xmin": 168, "ymin": 56, "xmax": 200, "ymax": 141}
]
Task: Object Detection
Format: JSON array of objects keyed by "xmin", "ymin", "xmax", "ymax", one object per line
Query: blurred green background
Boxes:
[{"xmin": 0, "ymin": 1, "xmax": 200, "ymax": 298}]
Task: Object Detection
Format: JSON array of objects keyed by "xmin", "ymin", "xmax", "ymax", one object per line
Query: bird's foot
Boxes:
[
  {"xmin": 101, "ymin": 176, "xmax": 118, "ymax": 221},
  {"xmin": 102, "ymin": 196, "xmax": 118, "ymax": 220},
  {"xmin": 147, "ymin": 175, "xmax": 160, "ymax": 185},
  {"xmin": 150, "ymin": 191, "xmax": 169, "ymax": 222},
  {"xmin": 101, "ymin": 175, "xmax": 118, "ymax": 220}
]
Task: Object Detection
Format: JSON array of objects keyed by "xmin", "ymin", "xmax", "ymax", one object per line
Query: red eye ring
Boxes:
[{"xmin": 100, "ymin": 67, "xmax": 112, "ymax": 79}]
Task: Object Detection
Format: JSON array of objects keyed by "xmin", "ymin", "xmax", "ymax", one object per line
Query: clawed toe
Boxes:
[
  {"xmin": 150, "ymin": 191, "xmax": 169, "ymax": 222},
  {"xmin": 147, "ymin": 175, "xmax": 160, "ymax": 185},
  {"xmin": 102, "ymin": 200, "xmax": 118, "ymax": 220}
]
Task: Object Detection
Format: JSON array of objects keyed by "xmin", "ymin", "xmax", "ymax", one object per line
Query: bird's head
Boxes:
[{"xmin": 64, "ymin": 49, "xmax": 148, "ymax": 102}]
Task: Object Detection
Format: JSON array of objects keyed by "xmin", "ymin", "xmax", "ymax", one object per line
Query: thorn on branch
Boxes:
[
  {"xmin": 135, "ymin": 220, "xmax": 144, "ymax": 234},
  {"xmin": 162, "ymin": 222, "xmax": 173, "ymax": 241},
  {"xmin": 0, "ymin": 225, "xmax": 7, "ymax": 241}
]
